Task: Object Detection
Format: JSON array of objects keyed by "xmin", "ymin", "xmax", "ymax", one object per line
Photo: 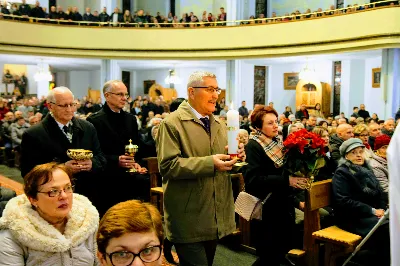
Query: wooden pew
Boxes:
[
  {"xmin": 143, "ymin": 157, "xmax": 164, "ymax": 215},
  {"xmin": 288, "ymin": 179, "xmax": 362, "ymax": 266},
  {"xmin": 231, "ymin": 173, "xmax": 255, "ymax": 253}
]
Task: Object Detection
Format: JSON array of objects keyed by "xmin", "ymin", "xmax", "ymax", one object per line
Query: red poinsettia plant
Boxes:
[{"xmin": 283, "ymin": 129, "xmax": 326, "ymax": 186}]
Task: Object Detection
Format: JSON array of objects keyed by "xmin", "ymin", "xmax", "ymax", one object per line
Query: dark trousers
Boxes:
[
  {"xmin": 174, "ymin": 240, "xmax": 218, "ymax": 266},
  {"xmin": 95, "ymin": 172, "xmax": 150, "ymax": 217}
]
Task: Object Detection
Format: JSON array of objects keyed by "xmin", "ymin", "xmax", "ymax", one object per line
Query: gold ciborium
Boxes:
[
  {"xmin": 125, "ymin": 139, "xmax": 139, "ymax": 173},
  {"xmin": 67, "ymin": 149, "xmax": 93, "ymax": 161}
]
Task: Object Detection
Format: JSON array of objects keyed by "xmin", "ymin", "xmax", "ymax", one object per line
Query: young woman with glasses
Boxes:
[
  {"xmin": 97, "ymin": 200, "xmax": 164, "ymax": 266},
  {"xmin": 0, "ymin": 162, "xmax": 99, "ymax": 265}
]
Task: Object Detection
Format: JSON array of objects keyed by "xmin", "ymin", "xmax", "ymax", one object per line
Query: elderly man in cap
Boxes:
[
  {"xmin": 20, "ymin": 87, "xmax": 106, "ymax": 204},
  {"xmin": 157, "ymin": 71, "xmax": 245, "ymax": 266}
]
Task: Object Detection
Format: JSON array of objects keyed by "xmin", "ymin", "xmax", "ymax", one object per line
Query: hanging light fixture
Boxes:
[
  {"xmin": 299, "ymin": 64, "xmax": 319, "ymax": 84},
  {"xmin": 34, "ymin": 62, "xmax": 53, "ymax": 82},
  {"xmin": 164, "ymin": 69, "xmax": 181, "ymax": 85}
]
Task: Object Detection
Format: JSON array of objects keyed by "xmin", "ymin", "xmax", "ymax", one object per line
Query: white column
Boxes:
[
  {"xmin": 100, "ymin": 0, "xmax": 114, "ymax": 12},
  {"xmin": 226, "ymin": 60, "xmax": 242, "ymax": 109},
  {"xmin": 226, "ymin": 0, "xmax": 237, "ymax": 26},
  {"xmin": 109, "ymin": 60, "xmax": 122, "ymax": 80},
  {"xmin": 383, "ymin": 48, "xmax": 400, "ymax": 119},
  {"xmin": 35, "ymin": 63, "xmax": 52, "ymax": 99}
]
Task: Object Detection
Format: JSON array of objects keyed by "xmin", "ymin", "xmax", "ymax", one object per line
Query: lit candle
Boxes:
[{"xmin": 227, "ymin": 102, "xmax": 239, "ymax": 159}]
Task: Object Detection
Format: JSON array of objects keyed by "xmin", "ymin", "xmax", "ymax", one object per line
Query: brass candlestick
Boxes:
[{"xmin": 125, "ymin": 139, "xmax": 139, "ymax": 173}]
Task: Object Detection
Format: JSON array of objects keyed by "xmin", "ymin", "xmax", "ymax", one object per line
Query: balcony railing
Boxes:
[{"xmin": 0, "ymin": 0, "xmax": 398, "ymax": 28}]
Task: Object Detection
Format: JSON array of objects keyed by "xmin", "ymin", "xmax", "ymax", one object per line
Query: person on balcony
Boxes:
[
  {"xmin": 110, "ymin": 7, "xmax": 123, "ymax": 26},
  {"xmin": 83, "ymin": 7, "xmax": 94, "ymax": 22},
  {"xmin": 69, "ymin": 6, "xmax": 82, "ymax": 22},
  {"xmin": 18, "ymin": 0, "xmax": 31, "ymax": 18},
  {"xmin": 99, "ymin": 7, "xmax": 109, "ymax": 24},
  {"xmin": 30, "ymin": 1, "xmax": 45, "ymax": 19}
]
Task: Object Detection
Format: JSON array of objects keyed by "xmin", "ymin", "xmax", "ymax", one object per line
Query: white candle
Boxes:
[{"xmin": 227, "ymin": 104, "xmax": 239, "ymax": 156}]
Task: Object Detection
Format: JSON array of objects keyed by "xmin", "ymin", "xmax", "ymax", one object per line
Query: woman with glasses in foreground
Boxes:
[
  {"xmin": 0, "ymin": 162, "xmax": 99, "ymax": 265},
  {"xmin": 97, "ymin": 200, "xmax": 163, "ymax": 266}
]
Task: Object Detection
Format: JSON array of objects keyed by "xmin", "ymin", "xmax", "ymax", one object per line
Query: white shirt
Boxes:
[
  {"xmin": 113, "ymin": 13, "xmax": 118, "ymax": 23},
  {"xmin": 54, "ymin": 119, "xmax": 73, "ymax": 142},
  {"xmin": 187, "ymin": 102, "xmax": 209, "ymax": 126}
]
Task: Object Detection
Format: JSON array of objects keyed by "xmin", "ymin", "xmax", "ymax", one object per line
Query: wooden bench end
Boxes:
[
  {"xmin": 312, "ymin": 225, "xmax": 362, "ymax": 247},
  {"xmin": 288, "ymin": 249, "xmax": 306, "ymax": 257}
]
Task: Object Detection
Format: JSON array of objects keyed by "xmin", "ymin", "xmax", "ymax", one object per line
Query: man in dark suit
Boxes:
[
  {"xmin": 56, "ymin": 6, "xmax": 67, "ymax": 21},
  {"xmin": 18, "ymin": 0, "xmax": 31, "ymax": 17},
  {"xmin": 295, "ymin": 104, "xmax": 310, "ymax": 120},
  {"xmin": 99, "ymin": 7, "xmax": 109, "ymax": 25},
  {"xmin": 30, "ymin": 1, "xmax": 45, "ymax": 19},
  {"xmin": 69, "ymin": 6, "xmax": 82, "ymax": 22},
  {"xmin": 0, "ymin": 4, "xmax": 10, "ymax": 19},
  {"xmin": 358, "ymin": 104, "xmax": 371, "ymax": 120},
  {"xmin": 87, "ymin": 80, "xmax": 148, "ymax": 216},
  {"xmin": 20, "ymin": 87, "xmax": 106, "ymax": 205},
  {"xmin": 109, "ymin": 7, "xmax": 123, "ymax": 26},
  {"xmin": 83, "ymin": 7, "xmax": 94, "ymax": 24}
]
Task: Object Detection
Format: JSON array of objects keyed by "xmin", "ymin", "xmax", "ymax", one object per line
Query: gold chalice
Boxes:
[
  {"xmin": 67, "ymin": 149, "xmax": 93, "ymax": 167},
  {"xmin": 125, "ymin": 139, "xmax": 139, "ymax": 173}
]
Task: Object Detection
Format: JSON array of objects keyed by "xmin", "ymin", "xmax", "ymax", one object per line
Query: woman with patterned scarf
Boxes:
[{"xmin": 243, "ymin": 105, "xmax": 309, "ymax": 266}]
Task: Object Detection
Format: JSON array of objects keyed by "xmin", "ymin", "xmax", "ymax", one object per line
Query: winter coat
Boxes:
[
  {"xmin": 156, "ymin": 101, "xmax": 235, "ymax": 243},
  {"xmin": 0, "ymin": 193, "xmax": 99, "ymax": 266},
  {"xmin": 332, "ymin": 159, "xmax": 387, "ymax": 237},
  {"xmin": 11, "ymin": 122, "xmax": 29, "ymax": 148},
  {"xmin": 369, "ymin": 154, "xmax": 389, "ymax": 195},
  {"xmin": 329, "ymin": 134, "xmax": 344, "ymax": 166}
]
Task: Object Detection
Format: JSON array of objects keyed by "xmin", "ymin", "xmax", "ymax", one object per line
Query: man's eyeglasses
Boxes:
[
  {"xmin": 106, "ymin": 245, "xmax": 162, "ymax": 266},
  {"xmin": 50, "ymin": 102, "xmax": 77, "ymax": 108},
  {"xmin": 38, "ymin": 184, "xmax": 75, "ymax": 197},
  {"xmin": 193, "ymin": 86, "xmax": 222, "ymax": 95},
  {"xmin": 108, "ymin": 92, "xmax": 130, "ymax": 99}
]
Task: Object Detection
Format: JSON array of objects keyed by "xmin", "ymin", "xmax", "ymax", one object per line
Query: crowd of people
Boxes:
[
  {"xmin": 0, "ymin": 0, "xmax": 398, "ymax": 27},
  {"xmin": 0, "ymin": 71, "xmax": 398, "ymax": 265},
  {"xmin": 244, "ymin": 1, "xmax": 399, "ymax": 24}
]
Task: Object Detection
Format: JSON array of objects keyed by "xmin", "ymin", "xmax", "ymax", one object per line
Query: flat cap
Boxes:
[{"xmin": 339, "ymin": 138, "xmax": 365, "ymax": 157}]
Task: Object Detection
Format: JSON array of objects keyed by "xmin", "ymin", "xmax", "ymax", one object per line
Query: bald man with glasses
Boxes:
[
  {"xmin": 20, "ymin": 87, "xmax": 106, "ymax": 204},
  {"xmin": 87, "ymin": 80, "xmax": 149, "ymax": 216}
]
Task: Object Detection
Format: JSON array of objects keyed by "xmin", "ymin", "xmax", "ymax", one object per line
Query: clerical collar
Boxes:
[{"xmin": 187, "ymin": 102, "xmax": 209, "ymax": 120}]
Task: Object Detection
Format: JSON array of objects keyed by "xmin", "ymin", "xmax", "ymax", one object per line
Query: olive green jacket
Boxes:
[{"xmin": 156, "ymin": 101, "xmax": 236, "ymax": 243}]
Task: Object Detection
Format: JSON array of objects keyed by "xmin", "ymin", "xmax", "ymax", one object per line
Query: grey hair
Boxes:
[
  {"xmin": 103, "ymin": 80, "xmax": 123, "ymax": 94},
  {"xmin": 187, "ymin": 71, "xmax": 217, "ymax": 89},
  {"xmin": 47, "ymin": 87, "xmax": 74, "ymax": 104},
  {"xmin": 294, "ymin": 122, "xmax": 304, "ymax": 129}
]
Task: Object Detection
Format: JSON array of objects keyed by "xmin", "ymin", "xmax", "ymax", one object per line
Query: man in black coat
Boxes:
[
  {"xmin": 18, "ymin": 0, "xmax": 31, "ymax": 16},
  {"xmin": 109, "ymin": 7, "xmax": 123, "ymax": 26},
  {"xmin": 30, "ymin": 1, "xmax": 45, "ymax": 19},
  {"xmin": 0, "ymin": 5, "xmax": 10, "ymax": 19},
  {"xmin": 83, "ymin": 7, "xmax": 94, "ymax": 21},
  {"xmin": 358, "ymin": 104, "xmax": 370, "ymax": 120},
  {"xmin": 20, "ymin": 87, "xmax": 106, "ymax": 205},
  {"xmin": 87, "ymin": 80, "xmax": 149, "ymax": 216},
  {"xmin": 48, "ymin": 6, "xmax": 58, "ymax": 21},
  {"xmin": 295, "ymin": 104, "xmax": 310, "ymax": 120},
  {"xmin": 69, "ymin": 6, "xmax": 83, "ymax": 22},
  {"xmin": 99, "ymin": 7, "xmax": 109, "ymax": 25}
]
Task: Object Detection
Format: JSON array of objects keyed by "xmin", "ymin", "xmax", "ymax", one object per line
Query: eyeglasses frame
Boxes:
[{"xmin": 105, "ymin": 245, "xmax": 163, "ymax": 266}]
